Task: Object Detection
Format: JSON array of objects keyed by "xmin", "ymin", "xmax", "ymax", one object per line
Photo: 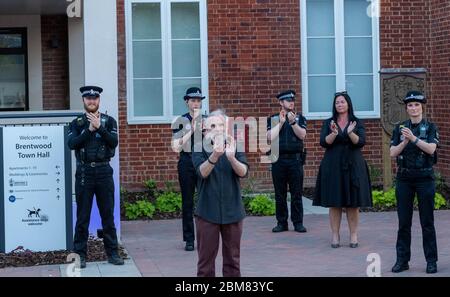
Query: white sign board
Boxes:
[{"xmin": 1, "ymin": 126, "xmax": 72, "ymax": 252}]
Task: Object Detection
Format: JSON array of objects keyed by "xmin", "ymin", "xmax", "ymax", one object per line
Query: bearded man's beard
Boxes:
[{"xmin": 84, "ymin": 102, "xmax": 99, "ymax": 113}]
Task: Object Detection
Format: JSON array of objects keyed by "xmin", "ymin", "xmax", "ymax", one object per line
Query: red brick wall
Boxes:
[
  {"xmin": 41, "ymin": 15, "xmax": 69, "ymax": 110},
  {"xmin": 116, "ymin": 0, "xmax": 448, "ymax": 191},
  {"xmin": 430, "ymin": 0, "xmax": 450, "ymax": 183},
  {"xmin": 207, "ymin": 0, "xmax": 303, "ymax": 190}
]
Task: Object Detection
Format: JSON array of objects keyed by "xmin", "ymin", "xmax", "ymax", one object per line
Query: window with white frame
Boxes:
[
  {"xmin": 125, "ymin": 0, "xmax": 208, "ymax": 124},
  {"xmin": 301, "ymin": 0, "xmax": 380, "ymax": 119}
]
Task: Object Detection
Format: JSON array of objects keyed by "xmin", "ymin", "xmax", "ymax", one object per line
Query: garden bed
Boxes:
[
  {"xmin": 0, "ymin": 237, "xmax": 128, "ymax": 269},
  {"xmin": 121, "ymin": 176, "xmax": 450, "ymax": 221}
]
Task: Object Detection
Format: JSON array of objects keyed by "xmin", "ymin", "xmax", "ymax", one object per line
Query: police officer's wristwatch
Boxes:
[
  {"xmin": 289, "ymin": 120, "xmax": 297, "ymax": 126},
  {"xmin": 412, "ymin": 137, "xmax": 420, "ymax": 145}
]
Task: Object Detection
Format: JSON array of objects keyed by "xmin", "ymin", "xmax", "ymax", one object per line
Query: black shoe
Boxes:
[
  {"xmin": 79, "ymin": 256, "xmax": 86, "ymax": 269},
  {"xmin": 426, "ymin": 262, "xmax": 437, "ymax": 274},
  {"xmin": 294, "ymin": 224, "xmax": 307, "ymax": 233},
  {"xmin": 185, "ymin": 241, "xmax": 194, "ymax": 251},
  {"xmin": 272, "ymin": 224, "xmax": 288, "ymax": 233},
  {"xmin": 391, "ymin": 261, "xmax": 409, "ymax": 273},
  {"xmin": 108, "ymin": 253, "xmax": 125, "ymax": 266},
  {"xmin": 331, "ymin": 243, "xmax": 340, "ymax": 248},
  {"xmin": 349, "ymin": 242, "xmax": 359, "ymax": 248}
]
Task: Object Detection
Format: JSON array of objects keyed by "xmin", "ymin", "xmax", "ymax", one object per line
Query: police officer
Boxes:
[
  {"xmin": 267, "ymin": 90, "xmax": 307, "ymax": 233},
  {"xmin": 172, "ymin": 87, "xmax": 206, "ymax": 251},
  {"xmin": 68, "ymin": 86, "xmax": 124, "ymax": 268},
  {"xmin": 390, "ymin": 91, "xmax": 439, "ymax": 274}
]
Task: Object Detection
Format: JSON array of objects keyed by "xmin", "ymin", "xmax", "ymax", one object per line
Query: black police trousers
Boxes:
[
  {"xmin": 73, "ymin": 164, "xmax": 119, "ymax": 257},
  {"xmin": 178, "ymin": 154, "xmax": 197, "ymax": 242},
  {"xmin": 271, "ymin": 156, "xmax": 304, "ymax": 226},
  {"xmin": 395, "ymin": 170, "xmax": 437, "ymax": 263}
]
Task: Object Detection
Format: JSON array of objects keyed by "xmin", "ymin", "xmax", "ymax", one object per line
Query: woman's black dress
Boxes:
[{"xmin": 313, "ymin": 118, "xmax": 373, "ymax": 208}]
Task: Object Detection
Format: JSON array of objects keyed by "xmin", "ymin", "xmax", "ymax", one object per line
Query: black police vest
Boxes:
[
  {"xmin": 76, "ymin": 114, "xmax": 115, "ymax": 162},
  {"xmin": 276, "ymin": 116, "xmax": 303, "ymax": 154},
  {"xmin": 397, "ymin": 119, "xmax": 435, "ymax": 169}
]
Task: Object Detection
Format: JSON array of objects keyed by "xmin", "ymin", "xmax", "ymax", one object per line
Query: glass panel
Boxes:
[
  {"xmin": 308, "ymin": 76, "xmax": 336, "ymax": 113},
  {"xmin": 345, "ymin": 37, "xmax": 372, "ymax": 73},
  {"xmin": 133, "ymin": 41, "xmax": 162, "ymax": 78},
  {"xmin": 172, "ymin": 78, "xmax": 201, "ymax": 115},
  {"xmin": 0, "ymin": 34, "xmax": 22, "ymax": 48},
  {"xmin": 133, "ymin": 79, "xmax": 163, "ymax": 116},
  {"xmin": 132, "ymin": 3, "xmax": 161, "ymax": 39},
  {"xmin": 306, "ymin": 0, "xmax": 334, "ymax": 37},
  {"xmin": 307, "ymin": 38, "xmax": 335, "ymax": 75},
  {"xmin": 0, "ymin": 55, "xmax": 26, "ymax": 109},
  {"xmin": 171, "ymin": 2, "xmax": 200, "ymax": 39},
  {"xmin": 345, "ymin": 75, "xmax": 373, "ymax": 111},
  {"xmin": 344, "ymin": 0, "xmax": 372, "ymax": 36},
  {"xmin": 172, "ymin": 40, "xmax": 201, "ymax": 77}
]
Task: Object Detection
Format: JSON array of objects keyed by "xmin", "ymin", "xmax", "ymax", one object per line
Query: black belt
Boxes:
[
  {"xmin": 78, "ymin": 161, "xmax": 110, "ymax": 167},
  {"xmin": 399, "ymin": 167, "xmax": 432, "ymax": 173},
  {"xmin": 279, "ymin": 153, "xmax": 301, "ymax": 159}
]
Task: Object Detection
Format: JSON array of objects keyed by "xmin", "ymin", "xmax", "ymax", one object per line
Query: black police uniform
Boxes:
[
  {"xmin": 390, "ymin": 92, "xmax": 440, "ymax": 272},
  {"xmin": 267, "ymin": 91, "xmax": 307, "ymax": 232},
  {"xmin": 172, "ymin": 87, "xmax": 206, "ymax": 250},
  {"xmin": 68, "ymin": 86, "xmax": 121, "ymax": 262}
]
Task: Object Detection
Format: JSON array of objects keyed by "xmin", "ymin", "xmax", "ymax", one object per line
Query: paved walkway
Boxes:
[
  {"xmin": 122, "ymin": 210, "xmax": 450, "ymax": 277},
  {"xmin": 1, "ymin": 203, "xmax": 449, "ymax": 277}
]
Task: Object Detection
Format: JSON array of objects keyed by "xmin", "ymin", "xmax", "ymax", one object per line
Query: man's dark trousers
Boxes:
[
  {"xmin": 271, "ymin": 156, "xmax": 304, "ymax": 227},
  {"xmin": 73, "ymin": 164, "xmax": 118, "ymax": 257}
]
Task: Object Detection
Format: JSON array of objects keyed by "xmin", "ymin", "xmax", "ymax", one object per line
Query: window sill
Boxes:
[
  {"xmin": 304, "ymin": 112, "xmax": 381, "ymax": 121},
  {"xmin": 127, "ymin": 117, "xmax": 177, "ymax": 125}
]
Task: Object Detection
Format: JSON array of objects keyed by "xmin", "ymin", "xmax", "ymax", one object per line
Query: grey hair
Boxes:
[{"xmin": 208, "ymin": 108, "xmax": 227, "ymax": 118}]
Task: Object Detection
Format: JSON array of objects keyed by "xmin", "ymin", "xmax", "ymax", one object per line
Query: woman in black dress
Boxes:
[{"xmin": 314, "ymin": 91, "xmax": 372, "ymax": 248}]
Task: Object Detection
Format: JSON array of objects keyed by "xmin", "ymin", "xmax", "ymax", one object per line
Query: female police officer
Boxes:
[
  {"xmin": 172, "ymin": 87, "xmax": 206, "ymax": 251},
  {"xmin": 390, "ymin": 91, "xmax": 440, "ymax": 274}
]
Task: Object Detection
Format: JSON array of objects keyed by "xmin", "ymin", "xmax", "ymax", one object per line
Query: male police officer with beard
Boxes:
[
  {"xmin": 267, "ymin": 90, "xmax": 307, "ymax": 233},
  {"xmin": 68, "ymin": 86, "xmax": 123, "ymax": 268}
]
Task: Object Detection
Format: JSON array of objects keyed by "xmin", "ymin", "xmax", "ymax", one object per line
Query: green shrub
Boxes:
[
  {"xmin": 143, "ymin": 179, "xmax": 157, "ymax": 194},
  {"xmin": 164, "ymin": 181, "xmax": 176, "ymax": 193},
  {"xmin": 248, "ymin": 194, "xmax": 275, "ymax": 216},
  {"xmin": 155, "ymin": 192, "xmax": 182, "ymax": 213},
  {"xmin": 372, "ymin": 188, "xmax": 447, "ymax": 210},
  {"xmin": 434, "ymin": 171, "xmax": 447, "ymax": 194},
  {"xmin": 125, "ymin": 200, "xmax": 155, "ymax": 220},
  {"xmin": 372, "ymin": 189, "xmax": 396, "ymax": 209},
  {"xmin": 242, "ymin": 195, "xmax": 252, "ymax": 210}
]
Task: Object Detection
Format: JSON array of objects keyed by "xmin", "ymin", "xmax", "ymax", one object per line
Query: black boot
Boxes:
[
  {"xmin": 272, "ymin": 223, "xmax": 288, "ymax": 233},
  {"xmin": 294, "ymin": 224, "xmax": 307, "ymax": 233},
  {"xmin": 426, "ymin": 262, "xmax": 437, "ymax": 274},
  {"xmin": 185, "ymin": 241, "xmax": 194, "ymax": 251},
  {"xmin": 79, "ymin": 255, "xmax": 86, "ymax": 269},
  {"xmin": 108, "ymin": 253, "xmax": 125, "ymax": 265},
  {"xmin": 391, "ymin": 261, "xmax": 409, "ymax": 273}
]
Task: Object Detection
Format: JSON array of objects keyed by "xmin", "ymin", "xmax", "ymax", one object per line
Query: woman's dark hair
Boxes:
[{"xmin": 332, "ymin": 91, "xmax": 358, "ymax": 122}]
